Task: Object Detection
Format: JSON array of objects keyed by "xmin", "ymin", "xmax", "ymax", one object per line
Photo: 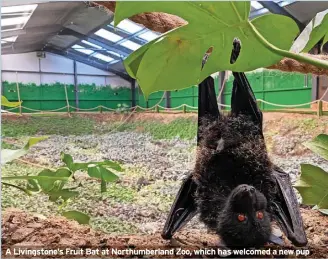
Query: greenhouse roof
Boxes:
[{"xmin": 2, "ymin": 0, "xmax": 328, "ymax": 80}]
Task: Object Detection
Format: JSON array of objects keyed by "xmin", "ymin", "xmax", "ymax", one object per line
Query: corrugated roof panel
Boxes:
[
  {"xmin": 95, "ymin": 28, "xmax": 123, "ymax": 42},
  {"xmin": 82, "ymin": 40, "xmax": 102, "ymax": 49},
  {"xmin": 93, "ymin": 53, "xmax": 114, "ymax": 62},
  {"xmin": 120, "ymin": 40, "xmax": 141, "ymax": 50},
  {"xmin": 72, "ymin": 44, "xmax": 94, "ymax": 55}
]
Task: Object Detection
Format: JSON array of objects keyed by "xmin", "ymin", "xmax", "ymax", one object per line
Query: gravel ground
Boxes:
[{"xmin": 3, "ymin": 126, "xmax": 328, "ymax": 236}]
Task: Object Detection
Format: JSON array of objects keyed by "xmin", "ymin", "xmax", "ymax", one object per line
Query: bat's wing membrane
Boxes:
[
  {"xmin": 161, "ymin": 76, "xmax": 219, "ymax": 239},
  {"xmin": 271, "ymin": 167, "xmax": 308, "ymax": 246}
]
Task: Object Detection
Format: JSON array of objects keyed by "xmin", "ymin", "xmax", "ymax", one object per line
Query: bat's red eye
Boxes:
[
  {"xmin": 256, "ymin": 211, "xmax": 264, "ymax": 219},
  {"xmin": 237, "ymin": 214, "xmax": 246, "ymax": 222}
]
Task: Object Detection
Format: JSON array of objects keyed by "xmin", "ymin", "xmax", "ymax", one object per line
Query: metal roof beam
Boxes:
[
  {"xmin": 77, "ymin": 41, "xmax": 123, "ymax": 60},
  {"xmin": 105, "ymin": 25, "xmax": 148, "ymax": 45},
  {"xmin": 45, "ymin": 47, "xmax": 132, "ymax": 82},
  {"xmin": 257, "ymin": 1, "xmax": 305, "ymax": 30},
  {"xmin": 2, "ymin": 24, "xmax": 63, "ymax": 38},
  {"xmin": 59, "ymin": 27, "xmax": 131, "ymax": 57}
]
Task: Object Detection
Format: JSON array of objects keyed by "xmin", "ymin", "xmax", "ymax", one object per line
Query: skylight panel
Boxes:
[
  {"xmin": 95, "ymin": 29, "xmax": 122, "ymax": 42},
  {"xmin": 250, "ymin": 2, "xmax": 263, "ymax": 9},
  {"xmin": 1, "ymin": 36, "xmax": 17, "ymax": 44},
  {"xmin": 93, "ymin": 53, "xmax": 114, "ymax": 62},
  {"xmin": 1, "ymin": 16, "xmax": 29, "ymax": 27},
  {"xmin": 120, "ymin": 40, "xmax": 141, "ymax": 51},
  {"xmin": 138, "ymin": 31, "xmax": 159, "ymax": 41},
  {"xmin": 1, "ymin": 4, "xmax": 37, "ymax": 14},
  {"xmin": 81, "ymin": 40, "xmax": 102, "ymax": 49},
  {"xmin": 115, "ymin": 19, "xmax": 143, "ymax": 34},
  {"xmin": 72, "ymin": 44, "xmax": 94, "ymax": 55}
]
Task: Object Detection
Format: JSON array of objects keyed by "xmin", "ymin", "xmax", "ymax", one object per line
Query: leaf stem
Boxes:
[{"xmin": 248, "ymin": 21, "xmax": 328, "ymax": 70}]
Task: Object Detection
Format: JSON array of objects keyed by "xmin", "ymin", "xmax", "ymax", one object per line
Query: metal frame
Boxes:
[{"xmin": 45, "ymin": 47, "xmax": 132, "ymax": 82}]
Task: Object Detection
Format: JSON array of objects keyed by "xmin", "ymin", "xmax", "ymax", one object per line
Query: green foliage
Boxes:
[
  {"xmin": 2, "ymin": 141, "xmax": 122, "ymax": 223},
  {"xmin": 2, "ymin": 115, "xmax": 95, "ymax": 137},
  {"xmin": 1, "ymin": 137, "xmax": 48, "ymax": 165},
  {"xmin": 294, "ymin": 134, "xmax": 328, "ymax": 215},
  {"xmin": 292, "ymin": 10, "xmax": 328, "ymax": 53},
  {"xmin": 114, "ymin": 1, "xmax": 299, "ymax": 97},
  {"xmin": 62, "ymin": 210, "xmax": 90, "ymax": 225},
  {"xmin": 109, "ymin": 118, "xmax": 197, "ymax": 140},
  {"xmin": 303, "ymin": 134, "xmax": 328, "ymax": 160},
  {"xmin": 92, "ymin": 216, "xmax": 138, "ymax": 234},
  {"xmin": 1, "ymin": 95, "xmax": 21, "ymax": 107}
]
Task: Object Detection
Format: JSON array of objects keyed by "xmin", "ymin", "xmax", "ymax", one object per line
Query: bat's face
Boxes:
[{"xmin": 217, "ymin": 184, "xmax": 271, "ymax": 248}]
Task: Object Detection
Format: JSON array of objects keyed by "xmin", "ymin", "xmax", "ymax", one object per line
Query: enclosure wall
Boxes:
[
  {"xmin": 223, "ymin": 70, "xmax": 313, "ymax": 110},
  {"xmin": 1, "ymin": 52, "xmax": 132, "ymax": 113},
  {"xmin": 2, "ymin": 52, "xmax": 313, "ymax": 113}
]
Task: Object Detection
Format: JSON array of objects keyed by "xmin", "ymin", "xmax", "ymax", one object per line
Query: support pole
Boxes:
[
  {"xmin": 64, "ymin": 84, "xmax": 70, "ymax": 114},
  {"xmin": 318, "ymin": 100, "xmax": 323, "ymax": 117},
  {"xmin": 73, "ymin": 61, "xmax": 79, "ymax": 111},
  {"xmin": 131, "ymin": 79, "xmax": 136, "ymax": 108},
  {"xmin": 15, "ymin": 72, "xmax": 22, "ymax": 115},
  {"xmin": 165, "ymin": 91, "xmax": 171, "ymax": 108}
]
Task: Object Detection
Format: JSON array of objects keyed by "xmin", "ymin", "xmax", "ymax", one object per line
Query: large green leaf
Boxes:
[
  {"xmin": 60, "ymin": 152, "xmax": 74, "ymax": 170},
  {"xmin": 2, "ymin": 182, "xmax": 33, "ymax": 195},
  {"xmin": 294, "ymin": 164, "xmax": 328, "ymax": 209},
  {"xmin": 1, "ymin": 137, "xmax": 48, "ymax": 165},
  {"xmin": 87, "ymin": 164, "xmax": 119, "ymax": 192},
  {"xmin": 1, "ymin": 96, "xmax": 21, "ymax": 107},
  {"xmin": 114, "ymin": 1, "xmax": 299, "ymax": 97},
  {"xmin": 37, "ymin": 168, "xmax": 71, "ymax": 192},
  {"xmin": 303, "ymin": 134, "xmax": 328, "ymax": 160},
  {"xmin": 48, "ymin": 189, "xmax": 79, "ymax": 202},
  {"xmin": 62, "ymin": 210, "xmax": 90, "ymax": 225},
  {"xmin": 87, "ymin": 165, "xmax": 119, "ymax": 182},
  {"xmin": 292, "ymin": 9, "xmax": 328, "ymax": 53}
]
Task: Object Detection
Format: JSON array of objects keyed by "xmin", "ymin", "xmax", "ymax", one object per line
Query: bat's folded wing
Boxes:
[
  {"xmin": 271, "ymin": 166, "xmax": 308, "ymax": 246},
  {"xmin": 161, "ymin": 173, "xmax": 198, "ymax": 239}
]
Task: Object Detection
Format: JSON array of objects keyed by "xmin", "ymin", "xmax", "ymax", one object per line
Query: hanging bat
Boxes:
[{"xmin": 161, "ymin": 40, "xmax": 307, "ymax": 248}]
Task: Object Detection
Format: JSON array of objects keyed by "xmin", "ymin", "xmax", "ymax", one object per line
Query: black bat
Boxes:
[{"xmin": 161, "ymin": 40, "xmax": 307, "ymax": 248}]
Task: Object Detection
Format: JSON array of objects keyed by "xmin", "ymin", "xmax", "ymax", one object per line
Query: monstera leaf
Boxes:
[
  {"xmin": 1, "ymin": 137, "xmax": 48, "ymax": 165},
  {"xmin": 291, "ymin": 9, "xmax": 328, "ymax": 53},
  {"xmin": 294, "ymin": 164, "xmax": 328, "ymax": 215},
  {"xmin": 114, "ymin": 1, "xmax": 299, "ymax": 97},
  {"xmin": 303, "ymin": 134, "xmax": 328, "ymax": 160}
]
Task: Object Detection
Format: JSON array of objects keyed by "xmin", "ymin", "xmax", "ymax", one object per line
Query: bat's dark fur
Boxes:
[
  {"xmin": 161, "ymin": 39, "xmax": 307, "ymax": 248},
  {"xmin": 193, "ymin": 114, "xmax": 275, "ymax": 247}
]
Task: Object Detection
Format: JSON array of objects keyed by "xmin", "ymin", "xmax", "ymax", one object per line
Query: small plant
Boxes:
[
  {"xmin": 294, "ymin": 134, "xmax": 328, "ymax": 215},
  {"xmin": 2, "ymin": 138, "xmax": 122, "ymax": 224}
]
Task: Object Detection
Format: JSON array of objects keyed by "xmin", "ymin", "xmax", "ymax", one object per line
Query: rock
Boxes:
[
  {"xmin": 11, "ymin": 228, "xmax": 35, "ymax": 242},
  {"xmin": 26, "ymin": 223, "xmax": 43, "ymax": 229}
]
